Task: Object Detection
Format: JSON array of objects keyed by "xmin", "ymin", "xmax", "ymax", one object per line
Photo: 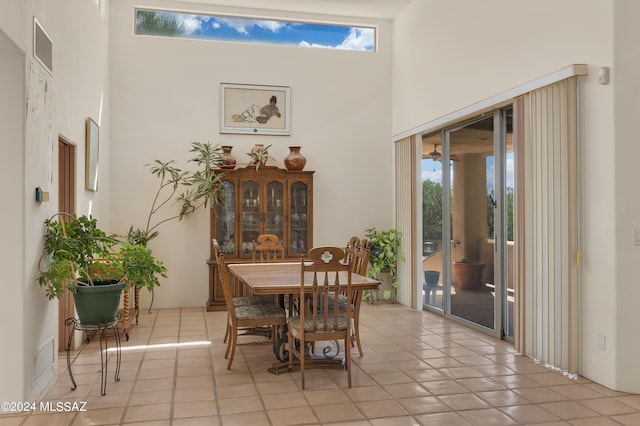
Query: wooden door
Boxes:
[{"xmin": 58, "ymin": 138, "xmax": 75, "ymax": 351}]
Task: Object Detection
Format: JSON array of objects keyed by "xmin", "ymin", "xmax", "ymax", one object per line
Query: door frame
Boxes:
[{"xmin": 57, "ymin": 137, "xmax": 75, "ymax": 351}]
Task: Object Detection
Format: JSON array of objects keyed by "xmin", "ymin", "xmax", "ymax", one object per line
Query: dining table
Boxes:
[{"xmin": 227, "ymin": 261, "xmax": 380, "ymax": 373}]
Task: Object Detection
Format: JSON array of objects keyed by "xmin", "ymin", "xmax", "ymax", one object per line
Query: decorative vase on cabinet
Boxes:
[
  {"xmin": 284, "ymin": 146, "xmax": 306, "ymax": 171},
  {"xmin": 221, "ymin": 145, "xmax": 236, "ymax": 169}
]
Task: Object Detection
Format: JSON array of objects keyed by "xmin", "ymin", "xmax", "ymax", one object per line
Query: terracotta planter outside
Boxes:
[{"xmin": 452, "ymin": 261, "xmax": 485, "ymax": 289}]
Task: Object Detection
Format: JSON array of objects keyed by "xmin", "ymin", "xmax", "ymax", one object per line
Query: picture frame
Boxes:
[
  {"xmin": 85, "ymin": 117, "xmax": 99, "ymax": 191},
  {"xmin": 220, "ymin": 83, "xmax": 290, "ymax": 135}
]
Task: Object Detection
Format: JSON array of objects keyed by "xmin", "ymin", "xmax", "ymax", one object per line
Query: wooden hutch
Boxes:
[{"xmin": 207, "ymin": 166, "xmax": 314, "ymax": 311}]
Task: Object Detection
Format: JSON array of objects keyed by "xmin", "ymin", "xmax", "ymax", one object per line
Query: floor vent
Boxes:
[
  {"xmin": 33, "ymin": 337, "xmax": 55, "ymax": 385},
  {"xmin": 33, "ymin": 18, "xmax": 53, "ymax": 73}
]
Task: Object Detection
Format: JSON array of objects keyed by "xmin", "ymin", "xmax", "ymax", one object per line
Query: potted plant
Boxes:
[
  {"xmin": 364, "ymin": 227, "xmax": 404, "ymax": 302},
  {"xmin": 38, "ymin": 213, "xmax": 167, "ymax": 325},
  {"xmin": 127, "ymin": 141, "xmax": 226, "ymax": 246},
  {"xmin": 246, "ymin": 143, "xmax": 274, "ymax": 169}
]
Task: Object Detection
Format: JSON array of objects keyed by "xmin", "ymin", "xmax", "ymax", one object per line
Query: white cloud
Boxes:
[
  {"xmin": 337, "ymin": 28, "xmax": 375, "ymax": 51},
  {"xmin": 300, "ymin": 28, "xmax": 375, "ymax": 51},
  {"xmin": 422, "ymin": 169, "xmax": 443, "ymax": 184},
  {"xmin": 256, "ymin": 20, "xmax": 288, "ymax": 32},
  {"xmin": 505, "ymin": 155, "xmax": 515, "ymax": 187},
  {"xmin": 216, "ymin": 18, "xmax": 288, "ymax": 35},
  {"xmin": 175, "ymin": 15, "xmax": 204, "ymax": 34},
  {"xmin": 298, "ymin": 40, "xmax": 331, "ymax": 49},
  {"xmin": 486, "ymin": 154, "xmax": 515, "ymax": 191}
]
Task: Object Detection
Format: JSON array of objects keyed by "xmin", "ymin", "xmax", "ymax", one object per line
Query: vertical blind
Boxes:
[
  {"xmin": 515, "ymin": 77, "xmax": 579, "ymax": 373},
  {"xmin": 395, "ymin": 136, "xmax": 415, "ymax": 307}
]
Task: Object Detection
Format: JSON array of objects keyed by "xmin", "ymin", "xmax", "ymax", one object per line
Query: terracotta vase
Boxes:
[
  {"xmin": 284, "ymin": 146, "xmax": 306, "ymax": 171},
  {"xmin": 221, "ymin": 145, "xmax": 236, "ymax": 169}
]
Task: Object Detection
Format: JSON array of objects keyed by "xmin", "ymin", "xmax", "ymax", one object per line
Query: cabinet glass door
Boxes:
[
  {"xmin": 265, "ymin": 181, "xmax": 284, "ymax": 241},
  {"xmin": 290, "ymin": 181, "xmax": 309, "ymax": 255},
  {"xmin": 241, "ymin": 181, "xmax": 260, "ymax": 255},
  {"xmin": 215, "ymin": 181, "xmax": 236, "ymax": 255}
]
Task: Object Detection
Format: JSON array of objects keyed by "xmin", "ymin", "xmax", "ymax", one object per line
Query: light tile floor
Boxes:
[{"xmin": 3, "ymin": 303, "xmax": 640, "ymax": 425}]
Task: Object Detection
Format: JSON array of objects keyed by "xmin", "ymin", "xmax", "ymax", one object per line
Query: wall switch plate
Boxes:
[
  {"xmin": 598, "ymin": 67, "xmax": 610, "ymax": 85},
  {"xmin": 598, "ymin": 334, "xmax": 606, "ymax": 351},
  {"xmin": 633, "ymin": 229, "xmax": 640, "ymax": 246}
]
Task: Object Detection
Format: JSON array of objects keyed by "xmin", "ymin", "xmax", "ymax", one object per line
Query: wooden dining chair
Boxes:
[
  {"xmin": 337, "ymin": 237, "xmax": 370, "ymax": 355},
  {"xmin": 343, "ymin": 236, "xmax": 360, "ymax": 265},
  {"xmin": 287, "ymin": 246, "xmax": 352, "ymax": 389},
  {"xmin": 252, "ymin": 234, "xmax": 285, "ymax": 262},
  {"xmin": 349, "ymin": 239, "xmax": 370, "ymax": 356},
  {"xmin": 214, "ymin": 244, "xmax": 286, "ymax": 370},
  {"xmin": 213, "ymin": 239, "xmax": 276, "ymax": 308}
]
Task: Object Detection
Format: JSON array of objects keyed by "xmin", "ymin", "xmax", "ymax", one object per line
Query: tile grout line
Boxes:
[
  {"xmin": 166, "ymin": 308, "xmax": 183, "ymax": 425},
  {"xmin": 118, "ymin": 307, "xmax": 159, "ymax": 425},
  {"xmin": 202, "ymin": 308, "xmax": 225, "ymax": 426}
]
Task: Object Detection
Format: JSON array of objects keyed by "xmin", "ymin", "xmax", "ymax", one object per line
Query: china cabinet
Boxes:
[{"xmin": 207, "ymin": 166, "xmax": 313, "ymax": 311}]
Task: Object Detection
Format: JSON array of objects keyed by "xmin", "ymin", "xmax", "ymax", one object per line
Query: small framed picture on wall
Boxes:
[{"xmin": 85, "ymin": 117, "xmax": 99, "ymax": 191}]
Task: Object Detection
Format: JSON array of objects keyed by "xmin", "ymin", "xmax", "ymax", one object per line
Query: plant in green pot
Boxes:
[
  {"xmin": 38, "ymin": 213, "xmax": 167, "ymax": 325},
  {"xmin": 364, "ymin": 227, "xmax": 404, "ymax": 302}
]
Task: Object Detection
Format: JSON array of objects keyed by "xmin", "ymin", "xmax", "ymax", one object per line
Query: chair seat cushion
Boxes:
[
  {"xmin": 317, "ymin": 293, "xmax": 354, "ymax": 312},
  {"xmin": 235, "ymin": 303, "xmax": 285, "ymax": 321},
  {"xmin": 233, "ymin": 295, "xmax": 276, "ymax": 307},
  {"xmin": 288, "ymin": 315, "xmax": 349, "ymax": 332}
]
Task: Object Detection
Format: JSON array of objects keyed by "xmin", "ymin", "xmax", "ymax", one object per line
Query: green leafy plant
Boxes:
[
  {"xmin": 127, "ymin": 141, "xmax": 226, "ymax": 246},
  {"xmin": 38, "ymin": 213, "xmax": 167, "ymax": 300},
  {"xmin": 365, "ymin": 227, "xmax": 404, "ymax": 301},
  {"xmin": 246, "ymin": 144, "xmax": 274, "ymax": 170}
]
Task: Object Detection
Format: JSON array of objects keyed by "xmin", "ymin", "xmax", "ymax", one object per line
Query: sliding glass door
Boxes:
[{"xmin": 422, "ymin": 108, "xmax": 514, "ymax": 338}]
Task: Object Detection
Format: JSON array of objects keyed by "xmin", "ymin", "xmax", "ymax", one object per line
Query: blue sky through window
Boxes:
[
  {"xmin": 135, "ymin": 9, "xmax": 376, "ymax": 52},
  {"xmin": 421, "ymin": 154, "xmax": 514, "ymax": 190}
]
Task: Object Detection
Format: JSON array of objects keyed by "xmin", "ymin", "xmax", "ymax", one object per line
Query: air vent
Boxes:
[
  {"xmin": 33, "ymin": 18, "xmax": 53, "ymax": 73},
  {"xmin": 33, "ymin": 337, "xmax": 55, "ymax": 385}
]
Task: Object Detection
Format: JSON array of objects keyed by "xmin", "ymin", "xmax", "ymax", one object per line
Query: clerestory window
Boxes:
[{"xmin": 135, "ymin": 8, "xmax": 377, "ymax": 52}]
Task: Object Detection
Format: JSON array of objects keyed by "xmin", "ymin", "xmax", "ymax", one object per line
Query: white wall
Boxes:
[
  {"xmin": 392, "ymin": 0, "xmax": 639, "ymax": 393},
  {"xmin": 612, "ymin": 0, "xmax": 640, "ymax": 394},
  {"xmin": 0, "ymin": 0, "xmax": 111, "ymax": 401},
  {"xmin": 110, "ymin": 0, "xmax": 394, "ymax": 308},
  {"xmin": 0, "ymin": 27, "xmax": 26, "ymax": 403}
]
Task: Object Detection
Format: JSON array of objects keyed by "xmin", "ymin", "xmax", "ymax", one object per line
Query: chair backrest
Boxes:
[
  {"xmin": 252, "ymin": 234, "xmax": 285, "ymax": 262},
  {"xmin": 212, "ymin": 239, "xmax": 237, "ymax": 322},
  {"xmin": 343, "ymin": 236, "xmax": 360, "ymax": 265},
  {"xmin": 353, "ymin": 238, "xmax": 371, "ymax": 276},
  {"xmin": 300, "ymin": 246, "xmax": 352, "ymax": 332}
]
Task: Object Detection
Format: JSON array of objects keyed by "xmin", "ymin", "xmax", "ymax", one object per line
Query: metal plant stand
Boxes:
[{"xmin": 65, "ymin": 316, "xmax": 122, "ymax": 395}]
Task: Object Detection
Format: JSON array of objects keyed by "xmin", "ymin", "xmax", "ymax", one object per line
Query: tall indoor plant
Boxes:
[
  {"xmin": 365, "ymin": 227, "xmax": 404, "ymax": 302},
  {"xmin": 38, "ymin": 213, "xmax": 167, "ymax": 325},
  {"xmin": 127, "ymin": 141, "xmax": 226, "ymax": 246}
]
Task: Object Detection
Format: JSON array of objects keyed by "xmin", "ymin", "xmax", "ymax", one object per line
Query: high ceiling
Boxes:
[{"xmin": 171, "ymin": 0, "xmax": 414, "ymax": 19}]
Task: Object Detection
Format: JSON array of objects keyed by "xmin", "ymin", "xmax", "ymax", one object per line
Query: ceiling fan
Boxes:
[{"xmin": 428, "ymin": 144, "xmax": 442, "ymax": 161}]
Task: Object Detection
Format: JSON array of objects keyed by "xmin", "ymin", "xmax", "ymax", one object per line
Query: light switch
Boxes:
[
  {"xmin": 598, "ymin": 67, "xmax": 610, "ymax": 85},
  {"xmin": 633, "ymin": 229, "xmax": 640, "ymax": 246}
]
